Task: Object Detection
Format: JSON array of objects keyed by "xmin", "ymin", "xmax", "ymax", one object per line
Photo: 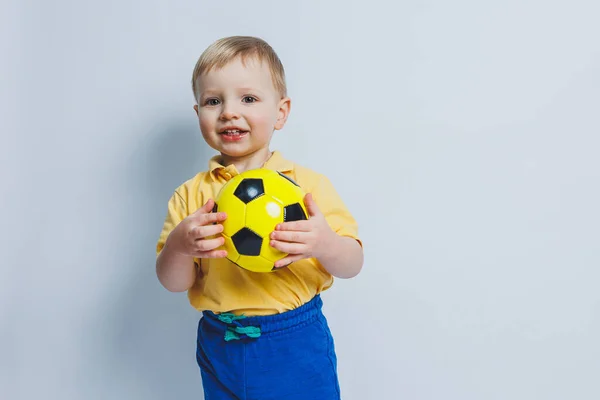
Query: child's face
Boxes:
[{"xmin": 194, "ymin": 56, "xmax": 289, "ymax": 161}]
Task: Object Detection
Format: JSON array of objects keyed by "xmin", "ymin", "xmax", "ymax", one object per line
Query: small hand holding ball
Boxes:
[{"xmin": 269, "ymin": 193, "xmax": 336, "ymax": 268}]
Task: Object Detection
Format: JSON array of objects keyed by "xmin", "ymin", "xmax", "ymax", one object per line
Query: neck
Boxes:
[{"xmin": 220, "ymin": 148, "xmax": 272, "ymax": 173}]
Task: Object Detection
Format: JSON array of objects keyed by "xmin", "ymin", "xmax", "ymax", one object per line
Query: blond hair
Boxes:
[{"xmin": 191, "ymin": 36, "xmax": 287, "ymax": 101}]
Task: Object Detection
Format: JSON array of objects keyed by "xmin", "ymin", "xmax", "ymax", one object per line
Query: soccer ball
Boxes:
[{"xmin": 213, "ymin": 168, "xmax": 308, "ymax": 273}]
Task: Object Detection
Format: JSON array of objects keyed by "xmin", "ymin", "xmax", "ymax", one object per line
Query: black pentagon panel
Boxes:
[
  {"xmin": 284, "ymin": 203, "xmax": 307, "ymax": 222},
  {"xmin": 277, "ymin": 171, "xmax": 300, "ymax": 187},
  {"xmin": 234, "ymin": 178, "xmax": 265, "ymax": 204},
  {"xmin": 232, "ymin": 227, "xmax": 263, "ymax": 256}
]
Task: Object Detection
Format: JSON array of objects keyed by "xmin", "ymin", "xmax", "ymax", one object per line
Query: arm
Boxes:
[
  {"xmin": 155, "ymin": 196, "xmax": 227, "ymax": 292},
  {"xmin": 317, "ymin": 234, "xmax": 363, "ymax": 279},
  {"xmin": 156, "ymin": 238, "xmax": 197, "ymax": 292},
  {"xmin": 270, "ymin": 192, "xmax": 364, "ymax": 278}
]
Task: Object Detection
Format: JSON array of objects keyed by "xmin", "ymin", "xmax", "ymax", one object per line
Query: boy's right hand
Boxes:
[{"xmin": 166, "ymin": 198, "xmax": 228, "ymax": 259}]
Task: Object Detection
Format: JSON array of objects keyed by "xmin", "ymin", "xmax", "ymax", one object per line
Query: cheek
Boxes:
[
  {"xmin": 199, "ymin": 119, "xmax": 210, "ymax": 132},
  {"xmin": 247, "ymin": 107, "xmax": 277, "ymax": 129},
  {"xmin": 198, "ymin": 110, "xmax": 215, "ymax": 132}
]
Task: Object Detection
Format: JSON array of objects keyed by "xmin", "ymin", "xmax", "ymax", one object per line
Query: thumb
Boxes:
[{"xmin": 304, "ymin": 193, "xmax": 321, "ymax": 218}]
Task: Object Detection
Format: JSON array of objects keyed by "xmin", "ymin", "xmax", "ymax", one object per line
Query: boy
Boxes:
[{"xmin": 156, "ymin": 36, "xmax": 363, "ymax": 399}]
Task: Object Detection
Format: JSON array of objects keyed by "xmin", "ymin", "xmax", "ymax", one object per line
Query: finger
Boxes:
[
  {"xmin": 191, "ymin": 223, "xmax": 224, "ymax": 239},
  {"xmin": 198, "ymin": 210, "xmax": 227, "ymax": 226},
  {"xmin": 194, "ymin": 249, "xmax": 228, "ymax": 259},
  {"xmin": 194, "ymin": 236, "xmax": 225, "ymax": 252},
  {"xmin": 193, "ymin": 198, "xmax": 215, "ymax": 215},
  {"xmin": 189, "ymin": 223, "xmax": 222, "ymax": 239},
  {"xmin": 303, "ymin": 193, "xmax": 322, "ymax": 218},
  {"xmin": 270, "ymin": 230, "xmax": 308, "ymax": 243},
  {"xmin": 270, "ymin": 239, "xmax": 306, "ymax": 255},
  {"xmin": 275, "ymin": 220, "xmax": 311, "ymax": 232},
  {"xmin": 274, "ymin": 254, "xmax": 305, "ymax": 268}
]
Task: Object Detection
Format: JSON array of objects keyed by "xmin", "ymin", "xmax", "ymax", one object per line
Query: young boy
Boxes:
[{"xmin": 156, "ymin": 36, "xmax": 363, "ymax": 399}]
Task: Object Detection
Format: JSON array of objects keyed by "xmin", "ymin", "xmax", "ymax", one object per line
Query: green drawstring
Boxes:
[
  {"xmin": 217, "ymin": 313, "xmax": 247, "ymax": 324},
  {"xmin": 217, "ymin": 313, "xmax": 262, "ymax": 341},
  {"xmin": 224, "ymin": 326, "xmax": 262, "ymax": 341}
]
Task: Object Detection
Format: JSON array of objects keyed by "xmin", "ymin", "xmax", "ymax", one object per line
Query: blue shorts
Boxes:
[{"xmin": 196, "ymin": 295, "xmax": 341, "ymax": 400}]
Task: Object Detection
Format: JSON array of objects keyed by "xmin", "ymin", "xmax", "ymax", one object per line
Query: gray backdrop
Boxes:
[{"xmin": 1, "ymin": 0, "xmax": 599, "ymax": 399}]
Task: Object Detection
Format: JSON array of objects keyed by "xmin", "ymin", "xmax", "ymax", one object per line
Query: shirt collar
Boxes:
[{"xmin": 208, "ymin": 150, "xmax": 294, "ymax": 181}]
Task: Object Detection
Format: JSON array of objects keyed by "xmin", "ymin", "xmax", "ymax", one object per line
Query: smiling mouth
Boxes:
[
  {"xmin": 220, "ymin": 129, "xmax": 248, "ymax": 136},
  {"xmin": 219, "ymin": 129, "xmax": 249, "ymax": 142}
]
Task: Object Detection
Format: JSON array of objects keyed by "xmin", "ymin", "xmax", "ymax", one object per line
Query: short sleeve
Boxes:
[
  {"xmin": 156, "ymin": 190, "xmax": 189, "ymax": 256},
  {"xmin": 312, "ymin": 175, "xmax": 362, "ymax": 247}
]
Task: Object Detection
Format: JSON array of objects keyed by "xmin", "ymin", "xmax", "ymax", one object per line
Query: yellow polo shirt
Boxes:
[{"xmin": 156, "ymin": 151, "xmax": 361, "ymax": 316}]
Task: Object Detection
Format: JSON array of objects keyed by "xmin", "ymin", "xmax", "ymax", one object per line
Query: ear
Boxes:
[
  {"xmin": 274, "ymin": 97, "xmax": 291, "ymax": 130},
  {"xmin": 193, "ymin": 104, "xmax": 199, "ymax": 116}
]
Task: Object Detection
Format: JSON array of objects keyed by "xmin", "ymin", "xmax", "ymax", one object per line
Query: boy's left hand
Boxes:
[{"xmin": 269, "ymin": 193, "xmax": 336, "ymax": 268}]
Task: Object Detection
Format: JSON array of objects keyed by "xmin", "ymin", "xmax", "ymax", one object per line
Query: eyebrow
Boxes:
[
  {"xmin": 200, "ymin": 87, "xmax": 265, "ymax": 96},
  {"xmin": 199, "ymin": 89, "xmax": 219, "ymax": 96},
  {"xmin": 237, "ymin": 87, "xmax": 264, "ymax": 94}
]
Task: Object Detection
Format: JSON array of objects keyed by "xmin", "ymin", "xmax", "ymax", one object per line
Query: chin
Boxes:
[
  {"xmin": 219, "ymin": 147, "xmax": 250, "ymax": 156},
  {"xmin": 218, "ymin": 150, "xmax": 255, "ymax": 161}
]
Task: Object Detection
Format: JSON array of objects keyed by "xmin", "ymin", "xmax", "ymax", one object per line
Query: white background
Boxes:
[{"xmin": 2, "ymin": 1, "xmax": 599, "ymax": 399}]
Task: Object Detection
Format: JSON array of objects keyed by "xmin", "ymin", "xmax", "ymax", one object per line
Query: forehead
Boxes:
[{"xmin": 197, "ymin": 56, "xmax": 276, "ymax": 93}]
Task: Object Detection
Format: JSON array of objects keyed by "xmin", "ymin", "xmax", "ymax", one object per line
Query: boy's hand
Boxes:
[
  {"xmin": 269, "ymin": 193, "xmax": 336, "ymax": 268},
  {"xmin": 166, "ymin": 198, "xmax": 228, "ymax": 259}
]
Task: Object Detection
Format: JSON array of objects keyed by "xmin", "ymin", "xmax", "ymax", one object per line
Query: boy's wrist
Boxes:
[
  {"xmin": 163, "ymin": 233, "xmax": 188, "ymax": 259},
  {"xmin": 163, "ymin": 234, "xmax": 178, "ymax": 255},
  {"xmin": 314, "ymin": 233, "xmax": 363, "ymax": 279},
  {"xmin": 314, "ymin": 230, "xmax": 340, "ymax": 261}
]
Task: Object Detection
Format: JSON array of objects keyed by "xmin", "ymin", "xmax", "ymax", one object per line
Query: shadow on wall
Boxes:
[{"xmin": 104, "ymin": 117, "xmax": 213, "ymax": 399}]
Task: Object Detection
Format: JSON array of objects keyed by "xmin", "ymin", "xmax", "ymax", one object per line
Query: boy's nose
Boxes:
[{"xmin": 219, "ymin": 104, "xmax": 240, "ymax": 121}]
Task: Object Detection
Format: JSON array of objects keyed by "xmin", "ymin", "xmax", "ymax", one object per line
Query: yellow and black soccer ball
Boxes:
[{"xmin": 214, "ymin": 168, "xmax": 308, "ymax": 273}]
